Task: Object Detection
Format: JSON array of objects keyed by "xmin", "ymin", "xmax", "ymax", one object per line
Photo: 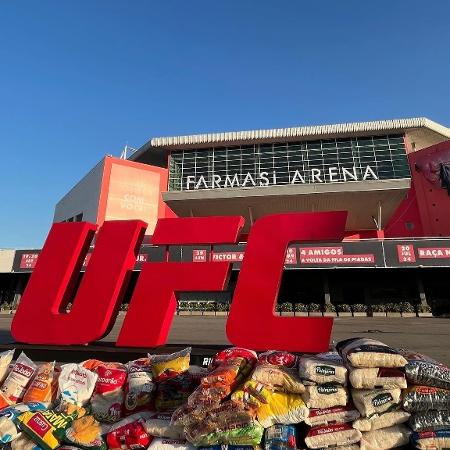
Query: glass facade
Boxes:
[{"xmin": 168, "ymin": 134, "xmax": 410, "ymax": 191}]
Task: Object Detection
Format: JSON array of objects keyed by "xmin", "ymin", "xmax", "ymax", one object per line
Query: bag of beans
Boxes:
[
  {"xmin": 0, "ymin": 352, "xmax": 37, "ymax": 408},
  {"xmin": 298, "ymin": 353, "xmax": 347, "ymax": 386},
  {"xmin": 352, "ymin": 409, "xmax": 410, "ymax": 431},
  {"xmin": 359, "ymin": 424, "xmax": 410, "ymax": 450},
  {"xmin": 409, "ymin": 409, "xmax": 450, "ymax": 432},
  {"xmin": 348, "ymin": 367, "xmax": 407, "ymax": 389},
  {"xmin": 410, "ymin": 430, "xmax": 450, "ymax": 449},
  {"xmin": 336, "ymin": 338, "xmax": 407, "ymax": 368},
  {"xmin": 351, "ymin": 388, "xmax": 401, "ymax": 418},
  {"xmin": 302, "ymin": 384, "xmax": 348, "ymax": 409},
  {"xmin": 402, "ymin": 385, "xmax": 450, "ymax": 412},
  {"xmin": 304, "ymin": 423, "xmax": 361, "ymax": 449},
  {"xmin": 305, "ymin": 405, "xmax": 360, "ymax": 426},
  {"xmin": 398, "ymin": 349, "xmax": 450, "ymax": 390}
]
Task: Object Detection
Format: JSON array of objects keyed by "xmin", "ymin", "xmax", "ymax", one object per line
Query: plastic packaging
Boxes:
[
  {"xmin": 0, "ymin": 349, "xmax": 15, "ymax": 384},
  {"xmin": 351, "ymin": 388, "xmax": 401, "ymax": 418},
  {"xmin": 210, "ymin": 348, "xmax": 257, "ymax": 371},
  {"xmin": 298, "ymin": 353, "xmax": 347, "ymax": 385},
  {"xmin": 410, "ymin": 430, "xmax": 450, "ymax": 449},
  {"xmin": 352, "ymin": 409, "xmax": 410, "ymax": 431},
  {"xmin": 58, "ymin": 364, "xmax": 98, "ymax": 407},
  {"xmin": 305, "ymin": 405, "xmax": 360, "ymax": 426},
  {"xmin": 408, "ymin": 409, "xmax": 450, "ymax": 432},
  {"xmin": 106, "ymin": 413, "xmax": 152, "ymax": 450},
  {"xmin": 348, "ymin": 367, "xmax": 407, "ymax": 389},
  {"xmin": 23, "ymin": 362, "xmax": 56, "ymax": 405},
  {"xmin": 258, "ymin": 351, "xmax": 297, "ymax": 369},
  {"xmin": 264, "ymin": 424, "xmax": 296, "ymax": 450},
  {"xmin": 0, "ymin": 352, "xmax": 37, "ymax": 408},
  {"xmin": 336, "ymin": 338, "xmax": 407, "ymax": 368},
  {"xmin": 149, "ymin": 348, "xmax": 191, "ymax": 382},
  {"xmin": 251, "ymin": 364, "xmax": 305, "ymax": 394},
  {"xmin": 11, "ymin": 433, "xmax": 43, "ymax": 450},
  {"xmin": 124, "ymin": 358, "xmax": 155, "ymax": 415},
  {"xmin": 147, "ymin": 438, "xmax": 195, "ymax": 450},
  {"xmin": 144, "ymin": 413, "xmax": 185, "ymax": 439},
  {"xmin": 359, "ymin": 424, "xmax": 410, "ymax": 450},
  {"xmin": 403, "ymin": 385, "xmax": 450, "ymax": 412},
  {"xmin": 302, "ymin": 384, "xmax": 348, "ymax": 409},
  {"xmin": 304, "ymin": 423, "xmax": 361, "ymax": 449},
  {"xmin": 64, "ymin": 415, "xmax": 107, "ymax": 450}
]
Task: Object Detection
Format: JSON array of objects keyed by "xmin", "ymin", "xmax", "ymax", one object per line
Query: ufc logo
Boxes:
[{"xmin": 11, "ymin": 212, "xmax": 347, "ymax": 352}]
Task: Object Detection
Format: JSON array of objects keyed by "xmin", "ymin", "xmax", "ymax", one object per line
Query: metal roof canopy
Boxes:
[{"xmin": 163, "ymin": 178, "xmax": 411, "ymax": 233}]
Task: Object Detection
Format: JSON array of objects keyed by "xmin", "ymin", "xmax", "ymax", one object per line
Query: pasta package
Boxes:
[
  {"xmin": 399, "ymin": 349, "xmax": 450, "ymax": 390},
  {"xmin": 336, "ymin": 338, "xmax": 407, "ymax": 368},
  {"xmin": 348, "ymin": 367, "xmax": 407, "ymax": 389},
  {"xmin": 410, "ymin": 430, "xmax": 450, "ymax": 449},
  {"xmin": 352, "ymin": 409, "xmax": 410, "ymax": 431},
  {"xmin": 359, "ymin": 424, "xmax": 410, "ymax": 450},
  {"xmin": 351, "ymin": 388, "xmax": 401, "ymax": 418},
  {"xmin": 298, "ymin": 353, "xmax": 347, "ymax": 385},
  {"xmin": 403, "ymin": 385, "xmax": 450, "ymax": 412},
  {"xmin": 64, "ymin": 415, "xmax": 107, "ymax": 450},
  {"xmin": 305, "ymin": 405, "xmax": 360, "ymax": 426},
  {"xmin": 23, "ymin": 362, "xmax": 56, "ymax": 405},
  {"xmin": 409, "ymin": 409, "xmax": 450, "ymax": 432},
  {"xmin": 250, "ymin": 364, "xmax": 305, "ymax": 394},
  {"xmin": 304, "ymin": 423, "xmax": 361, "ymax": 449},
  {"xmin": 302, "ymin": 384, "xmax": 348, "ymax": 409},
  {"xmin": 149, "ymin": 348, "xmax": 191, "ymax": 382}
]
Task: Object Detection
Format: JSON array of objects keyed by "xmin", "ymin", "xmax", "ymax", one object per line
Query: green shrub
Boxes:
[
  {"xmin": 352, "ymin": 304, "xmax": 367, "ymax": 313},
  {"xmin": 370, "ymin": 304, "xmax": 385, "ymax": 313},
  {"xmin": 216, "ymin": 302, "xmax": 230, "ymax": 312},
  {"xmin": 308, "ymin": 303, "xmax": 321, "ymax": 312},
  {"xmin": 337, "ymin": 304, "xmax": 351, "ymax": 312},
  {"xmin": 400, "ymin": 302, "xmax": 415, "ymax": 313},
  {"xmin": 324, "ymin": 303, "xmax": 336, "ymax": 313},
  {"xmin": 294, "ymin": 303, "xmax": 308, "ymax": 312},
  {"xmin": 385, "ymin": 302, "xmax": 402, "ymax": 312},
  {"xmin": 280, "ymin": 302, "xmax": 293, "ymax": 312},
  {"xmin": 417, "ymin": 303, "xmax": 432, "ymax": 313}
]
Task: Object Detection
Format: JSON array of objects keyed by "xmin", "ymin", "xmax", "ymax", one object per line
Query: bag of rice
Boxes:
[
  {"xmin": 11, "ymin": 433, "xmax": 43, "ymax": 450},
  {"xmin": 17, "ymin": 408, "xmax": 83, "ymax": 450},
  {"xmin": 305, "ymin": 405, "xmax": 360, "ymax": 426},
  {"xmin": 352, "ymin": 409, "xmax": 410, "ymax": 431},
  {"xmin": 251, "ymin": 364, "xmax": 305, "ymax": 394},
  {"xmin": 264, "ymin": 424, "xmax": 297, "ymax": 450},
  {"xmin": 298, "ymin": 353, "xmax": 347, "ymax": 386},
  {"xmin": 351, "ymin": 388, "xmax": 401, "ymax": 418},
  {"xmin": 0, "ymin": 402, "xmax": 47, "ymax": 444},
  {"xmin": 58, "ymin": 364, "xmax": 97, "ymax": 407},
  {"xmin": 90, "ymin": 362, "xmax": 127, "ymax": 423},
  {"xmin": 144, "ymin": 413, "xmax": 185, "ymax": 439},
  {"xmin": 149, "ymin": 348, "xmax": 191, "ymax": 382},
  {"xmin": 403, "ymin": 385, "xmax": 450, "ymax": 412},
  {"xmin": 410, "ymin": 430, "xmax": 450, "ymax": 449},
  {"xmin": 359, "ymin": 424, "xmax": 410, "ymax": 450},
  {"xmin": 23, "ymin": 362, "xmax": 56, "ymax": 405},
  {"xmin": 124, "ymin": 358, "xmax": 155, "ymax": 415},
  {"xmin": 0, "ymin": 352, "xmax": 37, "ymax": 408},
  {"xmin": 106, "ymin": 413, "xmax": 153, "ymax": 450},
  {"xmin": 304, "ymin": 423, "xmax": 361, "ymax": 449},
  {"xmin": 302, "ymin": 384, "xmax": 348, "ymax": 409},
  {"xmin": 147, "ymin": 438, "xmax": 195, "ymax": 450},
  {"xmin": 64, "ymin": 415, "xmax": 107, "ymax": 450},
  {"xmin": 398, "ymin": 349, "xmax": 450, "ymax": 390},
  {"xmin": 348, "ymin": 367, "xmax": 407, "ymax": 389},
  {"xmin": 336, "ymin": 338, "xmax": 407, "ymax": 368},
  {"xmin": 409, "ymin": 409, "xmax": 450, "ymax": 432},
  {"xmin": 0, "ymin": 349, "xmax": 14, "ymax": 384}
]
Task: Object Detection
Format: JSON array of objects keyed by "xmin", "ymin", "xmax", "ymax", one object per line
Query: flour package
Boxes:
[
  {"xmin": 0, "ymin": 352, "xmax": 37, "ymax": 408},
  {"xmin": 359, "ymin": 424, "xmax": 411, "ymax": 450},
  {"xmin": 305, "ymin": 405, "xmax": 360, "ymax": 426},
  {"xmin": 298, "ymin": 353, "xmax": 347, "ymax": 386},
  {"xmin": 352, "ymin": 409, "xmax": 410, "ymax": 431},
  {"xmin": 302, "ymin": 384, "xmax": 348, "ymax": 409},
  {"xmin": 351, "ymin": 388, "xmax": 401, "ymax": 418},
  {"xmin": 348, "ymin": 366, "xmax": 407, "ymax": 389},
  {"xmin": 58, "ymin": 363, "xmax": 98, "ymax": 406},
  {"xmin": 336, "ymin": 338, "xmax": 407, "ymax": 368},
  {"xmin": 304, "ymin": 423, "xmax": 361, "ymax": 449},
  {"xmin": 398, "ymin": 348, "xmax": 450, "ymax": 390}
]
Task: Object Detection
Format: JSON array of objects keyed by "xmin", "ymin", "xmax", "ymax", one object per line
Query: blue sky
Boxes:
[{"xmin": 1, "ymin": 1, "xmax": 449, "ymax": 248}]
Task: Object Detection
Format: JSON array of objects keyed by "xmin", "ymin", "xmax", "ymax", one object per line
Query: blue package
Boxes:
[{"xmin": 264, "ymin": 424, "xmax": 297, "ymax": 450}]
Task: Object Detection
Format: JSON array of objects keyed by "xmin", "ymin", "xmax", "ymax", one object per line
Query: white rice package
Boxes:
[
  {"xmin": 144, "ymin": 413, "xmax": 185, "ymax": 439},
  {"xmin": 58, "ymin": 363, "xmax": 98, "ymax": 406},
  {"xmin": 304, "ymin": 423, "xmax": 361, "ymax": 449},
  {"xmin": 147, "ymin": 438, "xmax": 195, "ymax": 450},
  {"xmin": 302, "ymin": 384, "xmax": 348, "ymax": 409},
  {"xmin": 352, "ymin": 409, "xmax": 410, "ymax": 431},
  {"xmin": 305, "ymin": 404, "xmax": 360, "ymax": 426},
  {"xmin": 359, "ymin": 424, "xmax": 411, "ymax": 450},
  {"xmin": 410, "ymin": 430, "xmax": 450, "ymax": 449},
  {"xmin": 349, "ymin": 366, "xmax": 407, "ymax": 389},
  {"xmin": 351, "ymin": 388, "xmax": 401, "ymax": 418},
  {"xmin": 298, "ymin": 352, "xmax": 347, "ymax": 385},
  {"xmin": 0, "ymin": 349, "xmax": 14, "ymax": 384},
  {"xmin": 336, "ymin": 338, "xmax": 407, "ymax": 368}
]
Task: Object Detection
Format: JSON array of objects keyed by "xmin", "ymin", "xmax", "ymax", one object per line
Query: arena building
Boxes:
[{"xmin": 2, "ymin": 117, "xmax": 450, "ymax": 314}]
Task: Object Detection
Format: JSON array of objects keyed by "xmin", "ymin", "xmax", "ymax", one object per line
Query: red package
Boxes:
[
  {"xmin": 209, "ymin": 348, "xmax": 257, "ymax": 370},
  {"xmin": 107, "ymin": 420, "xmax": 152, "ymax": 450},
  {"xmin": 258, "ymin": 350, "xmax": 298, "ymax": 368},
  {"xmin": 95, "ymin": 364, "xmax": 127, "ymax": 394}
]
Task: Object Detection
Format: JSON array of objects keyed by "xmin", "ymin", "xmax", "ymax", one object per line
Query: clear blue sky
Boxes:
[{"xmin": 1, "ymin": 1, "xmax": 449, "ymax": 248}]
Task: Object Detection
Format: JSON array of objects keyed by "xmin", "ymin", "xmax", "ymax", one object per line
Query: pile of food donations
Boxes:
[{"xmin": 0, "ymin": 337, "xmax": 448, "ymax": 450}]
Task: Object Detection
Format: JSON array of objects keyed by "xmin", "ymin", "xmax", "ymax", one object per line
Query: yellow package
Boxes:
[
  {"xmin": 18, "ymin": 409, "xmax": 78, "ymax": 450},
  {"xmin": 149, "ymin": 348, "xmax": 191, "ymax": 382}
]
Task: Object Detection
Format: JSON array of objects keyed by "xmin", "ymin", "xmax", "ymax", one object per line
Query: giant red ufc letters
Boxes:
[{"xmin": 11, "ymin": 211, "xmax": 347, "ymax": 352}]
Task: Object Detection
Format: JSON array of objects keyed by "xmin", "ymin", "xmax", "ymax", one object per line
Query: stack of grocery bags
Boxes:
[{"xmin": 0, "ymin": 336, "xmax": 448, "ymax": 450}]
